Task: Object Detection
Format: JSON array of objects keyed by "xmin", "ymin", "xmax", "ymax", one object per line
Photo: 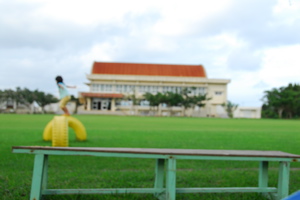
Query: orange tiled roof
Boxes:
[
  {"xmin": 91, "ymin": 62, "xmax": 206, "ymax": 78},
  {"xmin": 81, "ymin": 93, "xmax": 124, "ymax": 98}
]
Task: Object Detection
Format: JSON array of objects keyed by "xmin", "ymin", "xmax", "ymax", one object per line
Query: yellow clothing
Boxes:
[{"xmin": 59, "ymin": 96, "xmax": 71, "ymax": 108}]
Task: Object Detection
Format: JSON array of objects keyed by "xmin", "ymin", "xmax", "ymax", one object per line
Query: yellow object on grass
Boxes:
[
  {"xmin": 52, "ymin": 116, "xmax": 69, "ymax": 147},
  {"xmin": 43, "ymin": 116, "xmax": 87, "ymax": 145}
]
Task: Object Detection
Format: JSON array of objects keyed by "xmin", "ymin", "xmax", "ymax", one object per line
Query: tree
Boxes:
[
  {"xmin": 222, "ymin": 101, "xmax": 238, "ymax": 118},
  {"xmin": 70, "ymin": 95, "xmax": 83, "ymax": 114},
  {"xmin": 144, "ymin": 88, "xmax": 211, "ymax": 117},
  {"xmin": 180, "ymin": 88, "xmax": 194, "ymax": 115},
  {"xmin": 163, "ymin": 92, "xmax": 183, "ymax": 116},
  {"xmin": 0, "ymin": 89, "xmax": 16, "ymax": 109},
  {"xmin": 262, "ymin": 88, "xmax": 286, "ymax": 118},
  {"xmin": 191, "ymin": 93, "xmax": 211, "ymax": 115},
  {"xmin": 181, "ymin": 87, "xmax": 210, "ymax": 116},
  {"xmin": 16, "ymin": 87, "xmax": 35, "ymax": 108},
  {"xmin": 282, "ymin": 84, "xmax": 300, "ymax": 118},
  {"xmin": 0, "ymin": 87, "xmax": 58, "ymax": 113},
  {"xmin": 124, "ymin": 88, "xmax": 141, "ymax": 115},
  {"xmin": 262, "ymin": 84, "xmax": 300, "ymax": 119},
  {"xmin": 144, "ymin": 92, "xmax": 165, "ymax": 115},
  {"xmin": 32, "ymin": 89, "xmax": 58, "ymax": 113}
]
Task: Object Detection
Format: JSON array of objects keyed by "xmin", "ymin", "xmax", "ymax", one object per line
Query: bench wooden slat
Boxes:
[
  {"xmin": 43, "ymin": 188, "xmax": 164, "ymax": 195},
  {"xmin": 42, "ymin": 187, "xmax": 277, "ymax": 195},
  {"xmin": 176, "ymin": 187, "xmax": 277, "ymax": 193},
  {"xmin": 12, "ymin": 146, "xmax": 300, "ymax": 158}
]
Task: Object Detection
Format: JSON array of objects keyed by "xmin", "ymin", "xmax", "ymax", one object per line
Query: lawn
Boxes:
[{"xmin": 1, "ymin": 114, "xmax": 300, "ymax": 200}]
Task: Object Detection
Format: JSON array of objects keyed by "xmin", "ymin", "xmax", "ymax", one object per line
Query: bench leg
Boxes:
[
  {"xmin": 259, "ymin": 161, "xmax": 269, "ymax": 197},
  {"xmin": 277, "ymin": 161, "xmax": 290, "ymax": 200},
  {"xmin": 30, "ymin": 154, "xmax": 48, "ymax": 200},
  {"xmin": 42, "ymin": 155, "xmax": 48, "ymax": 190},
  {"xmin": 154, "ymin": 159, "xmax": 165, "ymax": 199},
  {"xmin": 166, "ymin": 157, "xmax": 176, "ymax": 200}
]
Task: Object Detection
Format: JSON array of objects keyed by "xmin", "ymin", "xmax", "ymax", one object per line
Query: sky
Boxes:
[{"xmin": 1, "ymin": 0, "xmax": 300, "ymax": 107}]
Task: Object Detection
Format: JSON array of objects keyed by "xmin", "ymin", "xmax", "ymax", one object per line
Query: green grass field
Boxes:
[{"xmin": 1, "ymin": 114, "xmax": 300, "ymax": 200}]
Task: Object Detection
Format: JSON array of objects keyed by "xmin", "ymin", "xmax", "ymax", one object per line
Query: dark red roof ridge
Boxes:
[{"xmin": 91, "ymin": 62, "xmax": 207, "ymax": 78}]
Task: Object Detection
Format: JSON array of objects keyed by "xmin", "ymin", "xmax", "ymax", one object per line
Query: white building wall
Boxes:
[{"xmin": 233, "ymin": 107, "xmax": 261, "ymax": 119}]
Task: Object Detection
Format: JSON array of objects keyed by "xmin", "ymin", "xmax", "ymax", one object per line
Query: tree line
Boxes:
[
  {"xmin": 141, "ymin": 87, "xmax": 211, "ymax": 116},
  {"xmin": 1, "ymin": 86, "xmax": 237, "ymax": 117},
  {"xmin": 4, "ymin": 84, "xmax": 299, "ymax": 119},
  {"xmin": 0, "ymin": 87, "xmax": 58, "ymax": 113},
  {"xmin": 262, "ymin": 83, "xmax": 300, "ymax": 119}
]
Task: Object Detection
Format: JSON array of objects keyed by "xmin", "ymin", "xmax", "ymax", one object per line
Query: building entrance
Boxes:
[{"xmin": 92, "ymin": 98, "xmax": 111, "ymax": 110}]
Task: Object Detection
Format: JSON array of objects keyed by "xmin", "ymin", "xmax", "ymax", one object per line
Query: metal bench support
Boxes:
[
  {"xmin": 278, "ymin": 162, "xmax": 290, "ymax": 199},
  {"xmin": 259, "ymin": 161, "xmax": 269, "ymax": 198},
  {"xmin": 166, "ymin": 157, "xmax": 176, "ymax": 200},
  {"xmin": 30, "ymin": 154, "xmax": 48, "ymax": 200},
  {"xmin": 154, "ymin": 159, "xmax": 165, "ymax": 199}
]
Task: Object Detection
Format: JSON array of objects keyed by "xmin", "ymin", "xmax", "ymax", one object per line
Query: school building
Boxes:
[{"xmin": 78, "ymin": 62, "xmax": 231, "ymax": 117}]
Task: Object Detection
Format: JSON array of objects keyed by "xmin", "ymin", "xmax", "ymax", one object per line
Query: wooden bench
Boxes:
[{"xmin": 12, "ymin": 146, "xmax": 300, "ymax": 200}]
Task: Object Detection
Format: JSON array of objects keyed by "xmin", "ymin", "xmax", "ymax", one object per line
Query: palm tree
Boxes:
[{"xmin": 222, "ymin": 101, "xmax": 238, "ymax": 118}]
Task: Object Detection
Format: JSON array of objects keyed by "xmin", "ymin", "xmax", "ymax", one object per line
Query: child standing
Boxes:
[{"xmin": 55, "ymin": 76, "xmax": 76, "ymax": 116}]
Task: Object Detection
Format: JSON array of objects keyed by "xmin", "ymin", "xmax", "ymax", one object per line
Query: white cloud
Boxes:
[
  {"xmin": 228, "ymin": 44, "xmax": 300, "ymax": 106},
  {"xmin": 260, "ymin": 44, "xmax": 300, "ymax": 87},
  {"xmin": 227, "ymin": 47, "xmax": 263, "ymax": 71},
  {"xmin": 80, "ymin": 42, "xmax": 115, "ymax": 65},
  {"xmin": 24, "ymin": 0, "xmax": 159, "ymax": 26},
  {"xmin": 151, "ymin": 0, "xmax": 232, "ymax": 37}
]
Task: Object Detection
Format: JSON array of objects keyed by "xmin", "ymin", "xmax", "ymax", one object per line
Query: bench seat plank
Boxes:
[{"xmin": 12, "ymin": 146, "xmax": 300, "ymax": 159}]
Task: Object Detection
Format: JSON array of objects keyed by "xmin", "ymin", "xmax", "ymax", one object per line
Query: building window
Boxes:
[
  {"xmin": 120, "ymin": 100, "xmax": 132, "ymax": 106},
  {"xmin": 138, "ymin": 85, "xmax": 160, "ymax": 94},
  {"xmin": 139, "ymin": 86, "xmax": 145, "ymax": 93},
  {"xmin": 162, "ymin": 86, "xmax": 178, "ymax": 93},
  {"xmin": 91, "ymin": 84, "xmax": 113, "ymax": 92},
  {"xmin": 161, "ymin": 103, "xmax": 167, "ymax": 107},
  {"xmin": 162, "ymin": 86, "xmax": 168, "ymax": 93},
  {"xmin": 116, "ymin": 85, "xmax": 122, "ymax": 92},
  {"xmin": 102, "ymin": 84, "xmax": 112, "ymax": 92},
  {"xmin": 215, "ymin": 91, "xmax": 223, "ymax": 95},
  {"xmin": 146, "ymin": 86, "xmax": 151, "ymax": 93},
  {"xmin": 114, "ymin": 85, "xmax": 136, "ymax": 93},
  {"xmin": 91, "ymin": 84, "xmax": 99, "ymax": 92},
  {"xmin": 189, "ymin": 87, "xmax": 206, "ymax": 96},
  {"xmin": 92, "ymin": 84, "xmax": 206, "ymax": 96},
  {"xmin": 196, "ymin": 87, "xmax": 206, "ymax": 95},
  {"xmin": 123, "ymin": 85, "xmax": 135, "ymax": 93},
  {"xmin": 175, "ymin": 87, "xmax": 181, "ymax": 93},
  {"xmin": 140, "ymin": 100, "xmax": 150, "ymax": 106}
]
